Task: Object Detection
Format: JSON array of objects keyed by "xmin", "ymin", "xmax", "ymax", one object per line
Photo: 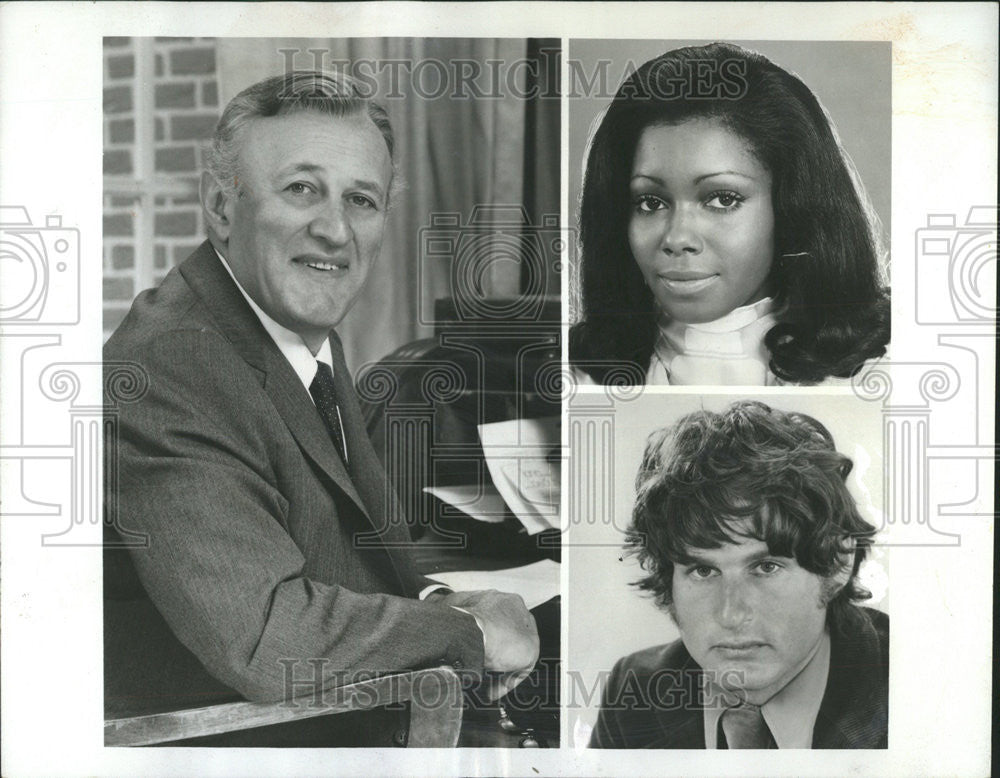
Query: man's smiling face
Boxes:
[{"xmin": 218, "ymin": 110, "xmax": 392, "ymax": 351}]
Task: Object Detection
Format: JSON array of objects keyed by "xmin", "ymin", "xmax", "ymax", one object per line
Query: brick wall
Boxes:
[{"xmin": 103, "ymin": 37, "xmax": 220, "ymax": 338}]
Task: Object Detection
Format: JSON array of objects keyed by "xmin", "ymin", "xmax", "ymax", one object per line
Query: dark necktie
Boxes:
[
  {"xmin": 309, "ymin": 360, "xmax": 348, "ymax": 465},
  {"xmin": 720, "ymin": 703, "xmax": 776, "ymax": 749}
]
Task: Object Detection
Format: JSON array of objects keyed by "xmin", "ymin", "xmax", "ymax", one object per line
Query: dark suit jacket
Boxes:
[
  {"xmin": 104, "ymin": 241, "xmax": 484, "ymax": 746},
  {"xmin": 590, "ymin": 606, "xmax": 889, "ymax": 749}
]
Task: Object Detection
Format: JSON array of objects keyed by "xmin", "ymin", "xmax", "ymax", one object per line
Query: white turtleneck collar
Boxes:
[{"xmin": 647, "ymin": 297, "xmax": 779, "ymax": 386}]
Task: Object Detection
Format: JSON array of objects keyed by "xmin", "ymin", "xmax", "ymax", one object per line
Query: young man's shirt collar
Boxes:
[
  {"xmin": 702, "ymin": 630, "xmax": 831, "ymax": 749},
  {"xmin": 214, "ymin": 248, "xmax": 332, "ymax": 392}
]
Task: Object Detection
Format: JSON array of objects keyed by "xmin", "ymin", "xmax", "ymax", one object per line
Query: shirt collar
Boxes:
[
  {"xmin": 703, "ymin": 630, "xmax": 831, "ymax": 749},
  {"xmin": 672, "ymin": 296, "xmax": 775, "ymax": 334},
  {"xmin": 649, "ymin": 297, "xmax": 778, "ymax": 385},
  {"xmin": 213, "ymin": 248, "xmax": 333, "ymax": 391}
]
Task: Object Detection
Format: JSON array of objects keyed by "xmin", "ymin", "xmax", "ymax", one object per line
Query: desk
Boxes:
[
  {"xmin": 359, "ymin": 320, "xmax": 563, "ymax": 747},
  {"xmin": 414, "ymin": 533, "xmax": 561, "ymax": 748}
]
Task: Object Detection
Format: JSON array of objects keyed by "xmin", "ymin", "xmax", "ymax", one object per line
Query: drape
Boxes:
[{"xmin": 216, "ymin": 38, "xmax": 555, "ymax": 373}]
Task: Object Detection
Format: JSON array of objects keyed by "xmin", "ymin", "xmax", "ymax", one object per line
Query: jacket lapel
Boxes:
[
  {"xmin": 813, "ymin": 608, "xmax": 889, "ymax": 748},
  {"xmin": 649, "ymin": 652, "xmax": 707, "ymax": 749},
  {"xmin": 327, "ymin": 333, "xmax": 419, "ymax": 593},
  {"xmin": 178, "ymin": 243, "xmax": 369, "ymax": 520}
]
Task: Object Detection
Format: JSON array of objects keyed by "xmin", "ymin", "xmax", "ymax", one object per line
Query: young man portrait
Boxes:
[{"xmin": 587, "ymin": 400, "xmax": 888, "ymax": 749}]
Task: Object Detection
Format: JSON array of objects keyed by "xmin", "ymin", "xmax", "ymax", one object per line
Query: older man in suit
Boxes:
[
  {"xmin": 103, "ymin": 71, "xmax": 538, "ymax": 747},
  {"xmin": 589, "ymin": 401, "xmax": 888, "ymax": 749}
]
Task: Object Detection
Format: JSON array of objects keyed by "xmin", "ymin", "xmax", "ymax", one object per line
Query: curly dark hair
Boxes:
[
  {"xmin": 625, "ymin": 401, "xmax": 878, "ymax": 632},
  {"xmin": 569, "ymin": 42, "xmax": 890, "ymax": 384}
]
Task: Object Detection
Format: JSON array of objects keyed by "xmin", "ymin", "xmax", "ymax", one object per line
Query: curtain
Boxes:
[{"xmin": 216, "ymin": 38, "xmax": 557, "ymax": 373}]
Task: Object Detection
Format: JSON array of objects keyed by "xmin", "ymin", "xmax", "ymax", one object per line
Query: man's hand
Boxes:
[{"xmin": 433, "ymin": 589, "xmax": 540, "ymax": 700}]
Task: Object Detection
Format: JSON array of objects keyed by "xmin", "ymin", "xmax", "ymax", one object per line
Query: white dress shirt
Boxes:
[
  {"xmin": 213, "ymin": 248, "xmax": 455, "ymax": 605},
  {"xmin": 214, "ymin": 249, "xmax": 332, "ymax": 391}
]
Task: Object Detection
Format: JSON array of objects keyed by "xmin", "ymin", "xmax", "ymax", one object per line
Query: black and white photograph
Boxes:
[
  {"xmin": 568, "ymin": 40, "xmax": 892, "ymax": 387},
  {"xmin": 99, "ymin": 36, "xmax": 562, "ymax": 750},
  {"xmin": 566, "ymin": 395, "xmax": 888, "ymax": 749},
  {"xmin": 0, "ymin": 3, "xmax": 995, "ymax": 778}
]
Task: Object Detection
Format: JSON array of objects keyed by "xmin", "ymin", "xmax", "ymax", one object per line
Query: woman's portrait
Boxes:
[{"xmin": 568, "ymin": 41, "xmax": 891, "ymax": 386}]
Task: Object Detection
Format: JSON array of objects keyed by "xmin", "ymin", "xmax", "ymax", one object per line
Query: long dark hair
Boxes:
[{"xmin": 569, "ymin": 43, "xmax": 890, "ymax": 384}]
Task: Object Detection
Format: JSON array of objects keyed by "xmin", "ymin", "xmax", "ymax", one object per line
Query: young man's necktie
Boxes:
[{"xmin": 719, "ymin": 703, "xmax": 776, "ymax": 749}]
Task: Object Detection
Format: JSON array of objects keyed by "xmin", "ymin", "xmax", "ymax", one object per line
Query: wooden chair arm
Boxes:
[{"xmin": 104, "ymin": 665, "xmax": 464, "ymax": 747}]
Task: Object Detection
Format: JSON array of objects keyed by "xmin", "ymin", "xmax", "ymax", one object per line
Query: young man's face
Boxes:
[{"xmin": 670, "ymin": 534, "xmax": 829, "ymax": 705}]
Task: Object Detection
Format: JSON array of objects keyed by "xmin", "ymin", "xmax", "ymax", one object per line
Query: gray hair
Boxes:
[{"xmin": 206, "ymin": 70, "xmax": 395, "ymax": 198}]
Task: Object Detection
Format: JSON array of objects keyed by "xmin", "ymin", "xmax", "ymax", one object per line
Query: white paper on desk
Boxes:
[
  {"xmin": 429, "ymin": 560, "xmax": 559, "ymax": 611},
  {"xmin": 423, "ymin": 484, "xmax": 508, "ymax": 523},
  {"xmin": 478, "ymin": 417, "xmax": 560, "ymax": 535}
]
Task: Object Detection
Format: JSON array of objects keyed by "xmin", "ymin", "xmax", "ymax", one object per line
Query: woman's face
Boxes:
[{"xmin": 628, "ymin": 118, "xmax": 775, "ymax": 325}]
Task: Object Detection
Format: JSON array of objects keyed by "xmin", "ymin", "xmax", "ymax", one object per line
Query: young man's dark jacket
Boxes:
[{"xmin": 590, "ymin": 606, "xmax": 888, "ymax": 749}]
